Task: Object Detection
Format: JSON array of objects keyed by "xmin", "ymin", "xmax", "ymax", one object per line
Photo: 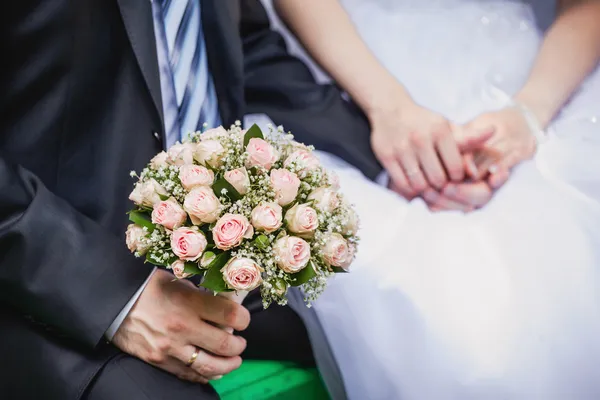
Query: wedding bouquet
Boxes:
[{"xmin": 125, "ymin": 122, "xmax": 359, "ymax": 307}]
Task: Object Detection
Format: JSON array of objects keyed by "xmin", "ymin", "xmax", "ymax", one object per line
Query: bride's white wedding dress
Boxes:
[{"xmin": 261, "ymin": 0, "xmax": 600, "ymax": 398}]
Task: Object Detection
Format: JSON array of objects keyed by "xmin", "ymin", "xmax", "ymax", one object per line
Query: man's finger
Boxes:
[
  {"xmin": 194, "ymin": 293, "xmax": 250, "ymax": 332},
  {"xmin": 174, "ymin": 346, "xmax": 242, "ymax": 379},
  {"xmin": 188, "ymin": 321, "xmax": 247, "ymax": 358},
  {"xmin": 151, "ymin": 358, "xmax": 209, "ymax": 384}
]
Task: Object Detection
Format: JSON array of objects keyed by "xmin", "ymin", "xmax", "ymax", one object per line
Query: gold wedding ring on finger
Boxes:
[{"xmin": 187, "ymin": 347, "xmax": 200, "ymax": 367}]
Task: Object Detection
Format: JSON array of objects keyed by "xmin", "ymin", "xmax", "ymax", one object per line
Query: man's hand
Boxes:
[{"xmin": 112, "ymin": 269, "xmax": 250, "ymax": 384}]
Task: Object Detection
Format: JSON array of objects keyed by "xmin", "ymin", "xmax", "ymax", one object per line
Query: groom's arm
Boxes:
[
  {"xmin": 239, "ymin": 0, "xmax": 383, "ymax": 180},
  {"xmin": 0, "ymin": 157, "xmax": 153, "ymax": 347}
]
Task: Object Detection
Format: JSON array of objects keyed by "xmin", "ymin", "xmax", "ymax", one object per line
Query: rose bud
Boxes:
[
  {"xmin": 272, "ymin": 236, "xmax": 311, "ymax": 273},
  {"xmin": 245, "ymin": 138, "xmax": 279, "ymax": 170},
  {"xmin": 129, "ymin": 179, "xmax": 168, "ymax": 207},
  {"xmin": 201, "ymin": 126, "xmax": 227, "ymax": 141},
  {"xmin": 270, "ymin": 169, "xmax": 300, "ymax": 206},
  {"xmin": 200, "ymin": 251, "xmax": 216, "ymax": 268},
  {"xmin": 224, "ymin": 167, "xmax": 250, "ymax": 195},
  {"xmin": 167, "ymin": 142, "xmax": 195, "ymax": 166},
  {"xmin": 213, "ymin": 213, "xmax": 254, "ymax": 250},
  {"xmin": 183, "ymin": 186, "xmax": 222, "ymax": 225},
  {"xmin": 194, "ymin": 140, "xmax": 225, "ymax": 168},
  {"xmin": 125, "ymin": 224, "xmax": 150, "ymax": 255},
  {"xmin": 251, "ymin": 202, "xmax": 283, "ymax": 234},
  {"xmin": 171, "ymin": 259, "xmax": 191, "ymax": 280},
  {"xmin": 221, "ymin": 257, "xmax": 263, "ymax": 291},
  {"xmin": 283, "ymin": 149, "xmax": 320, "ymax": 175},
  {"xmin": 170, "ymin": 227, "xmax": 208, "ymax": 262},
  {"xmin": 322, "ymin": 233, "xmax": 353, "ymax": 269},
  {"xmin": 179, "ymin": 164, "xmax": 215, "ymax": 190},
  {"xmin": 307, "ymin": 187, "xmax": 340, "ymax": 213},
  {"xmin": 284, "ymin": 204, "xmax": 319, "ymax": 238},
  {"xmin": 150, "ymin": 151, "xmax": 169, "ymax": 169},
  {"xmin": 151, "ymin": 198, "xmax": 187, "ymax": 230}
]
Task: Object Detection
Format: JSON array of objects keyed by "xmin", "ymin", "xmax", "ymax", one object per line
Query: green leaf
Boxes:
[
  {"xmin": 158, "ymin": 193, "xmax": 169, "ymax": 201},
  {"xmin": 129, "ymin": 211, "xmax": 155, "ymax": 232},
  {"xmin": 290, "ymin": 260, "xmax": 318, "ymax": 287},
  {"xmin": 254, "ymin": 234, "xmax": 270, "ymax": 251},
  {"xmin": 212, "ymin": 178, "xmax": 242, "ymax": 202},
  {"xmin": 200, "ymin": 252, "xmax": 232, "ymax": 292},
  {"xmin": 184, "ymin": 262, "xmax": 203, "ymax": 276},
  {"xmin": 243, "ymin": 124, "xmax": 264, "ymax": 147}
]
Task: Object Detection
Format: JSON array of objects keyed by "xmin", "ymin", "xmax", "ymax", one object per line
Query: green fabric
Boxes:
[{"xmin": 212, "ymin": 360, "xmax": 330, "ymax": 400}]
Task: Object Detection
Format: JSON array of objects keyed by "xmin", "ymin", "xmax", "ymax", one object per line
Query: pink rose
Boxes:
[
  {"xmin": 213, "ymin": 213, "xmax": 254, "ymax": 250},
  {"xmin": 224, "ymin": 168, "xmax": 250, "ymax": 195},
  {"xmin": 183, "ymin": 186, "xmax": 222, "ymax": 225},
  {"xmin": 250, "ymin": 202, "xmax": 283, "ymax": 234},
  {"xmin": 284, "ymin": 149, "xmax": 320, "ymax": 175},
  {"xmin": 170, "ymin": 227, "xmax": 208, "ymax": 262},
  {"xmin": 341, "ymin": 207, "xmax": 359, "ymax": 236},
  {"xmin": 221, "ymin": 257, "xmax": 263, "ymax": 291},
  {"xmin": 245, "ymin": 138, "xmax": 279, "ymax": 170},
  {"xmin": 273, "ymin": 236, "xmax": 311, "ymax": 273},
  {"xmin": 307, "ymin": 187, "xmax": 340, "ymax": 213},
  {"xmin": 171, "ymin": 260, "xmax": 192, "ymax": 280},
  {"xmin": 125, "ymin": 224, "xmax": 150, "ymax": 255},
  {"xmin": 179, "ymin": 165, "xmax": 215, "ymax": 190},
  {"xmin": 167, "ymin": 142, "xmax": 195, "ymax": 166},
  {"xmin": 270, "ymin": 169, "xmax": 300, "ymax": 206},
  {"xmin": 129, "ymin": 179, "xmax": 168, "ymax": 207},
  {"xmin": 201, "ymin": 126, "xmax": 228, "ymax": 141},
  {"xmin": 150, "ymin": 151, "xmax": 169, "ymax": 169},
  {"xmin": 284, "ymin": 204, "xmax": 319, "ymax": 237},
  {"xmin": 322, "ymin": 233, "xmax": 353, "ymax": 269},
  {"xmin": 194, "ymin": 140, "xmax": 225, "ymax": 168},
  {"xmin": 151, "ymin": 198, "xmax": 187, "ymax": 230}
]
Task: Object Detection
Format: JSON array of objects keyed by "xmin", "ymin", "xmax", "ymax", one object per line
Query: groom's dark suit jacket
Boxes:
[{"xmin": 0, "ymin": 0, "xmax": 380, "ymax": 399}]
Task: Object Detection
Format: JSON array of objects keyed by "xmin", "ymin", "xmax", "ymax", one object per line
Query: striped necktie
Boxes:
[{"xmin": 160, "ymin": 0, "xmax": 220, "ymax": 142}]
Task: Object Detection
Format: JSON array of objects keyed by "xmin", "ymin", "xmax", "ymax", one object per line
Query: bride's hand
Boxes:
[
  {"xmin": 370, "ymin": 100, "xmax": 483, "ymax": 199},
  {"xmin": 462, "ymin": 106, "xmax": 538, "ymax": 185}
]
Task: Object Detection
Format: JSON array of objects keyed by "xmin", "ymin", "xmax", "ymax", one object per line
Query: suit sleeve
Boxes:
[
  {"xmin": 0, "ymin": 158, "xmax": 153, "ymax": 347},
  {"xmin": 239, "ymin": 0, "xmax": 383, "ymax": 181}
]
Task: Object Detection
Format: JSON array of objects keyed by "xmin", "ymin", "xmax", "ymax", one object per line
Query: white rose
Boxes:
[
  {"xmin": 129, "ymin": 179, "xmax": 168, "ymax": 207},
  {"xmin": 224, "ymin": 168, "xmax": 250, "ymax": 195},
  {"xmin": 194, "ymin": 140, "xmax": 225, "ymax": 168}
]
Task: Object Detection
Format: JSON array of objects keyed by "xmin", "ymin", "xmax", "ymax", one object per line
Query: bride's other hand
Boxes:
[{"xmin": 462, "ymin": 107, "xmax": 537, "ymax": 184}]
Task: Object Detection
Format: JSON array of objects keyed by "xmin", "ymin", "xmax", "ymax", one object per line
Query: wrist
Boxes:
[{"xmin": 513, "ymin": 90, "xmax": 557, "ymax": 129}]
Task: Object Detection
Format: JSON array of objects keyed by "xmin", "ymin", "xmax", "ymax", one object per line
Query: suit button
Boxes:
[{"xmin": 153, "ymin": 131, "xmax": 160, "ymax": 140}]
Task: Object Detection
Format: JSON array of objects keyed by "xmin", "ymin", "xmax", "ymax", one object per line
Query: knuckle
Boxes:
[
  {"xmin": 166, "ymin": 317, "xmax": 187, "ymax": 335},
  {"xmin": 224, "ymin": 304, "xmax": 249, "ymax": 330},
  {"xmin": 146, "ymin": 350, "xmax": 166, "ymax": 365},
  {"xmin": 409, "ymin": 132, "xmax": 427, "ymax": 149},
  {"xmin": 217, "ymin": 335, "xmax": 234, "ymax": 356},
  {"xmin": 412, "ymin": 181, "xmax": 428, "ymax": 193},
  {"xmin": 198, "ymin": 362, "xmax": 216, "ymax": 377}
]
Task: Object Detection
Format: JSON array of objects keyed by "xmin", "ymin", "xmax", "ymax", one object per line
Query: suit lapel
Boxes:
[
  {"xmin": 116, "ymin": 0, "xmax": 164, "ymax": 129},
  {"xmin": 201, "ymin": 0, "xmax": 244, "ymax": 126}
]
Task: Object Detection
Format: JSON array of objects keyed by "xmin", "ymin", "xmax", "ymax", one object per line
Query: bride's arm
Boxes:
[
  {"xmin": 514, "ymin": 0, "xmax": 600, "ymax": 127},
  {"xmin": 273, "ymin": 0, "xmax": 412, "ymax": 114}
]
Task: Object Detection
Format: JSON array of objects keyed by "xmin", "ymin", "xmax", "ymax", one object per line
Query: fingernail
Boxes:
[
  {"xmin": 444, "ymin": 184, "xmax": 456, "ymax": 196},
  {"xmin": 466, "ymin": 159, "xmax": 478, "ymax": 176},
  {"xmin": 488, "ymin": 164, "xmax": 498, "ymax": 174},
  {"xmin": 211, "ymin": 375, "xmax": 223, "ymax": 381}
]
